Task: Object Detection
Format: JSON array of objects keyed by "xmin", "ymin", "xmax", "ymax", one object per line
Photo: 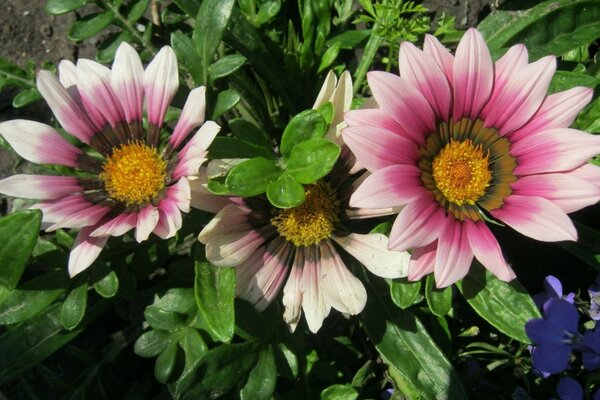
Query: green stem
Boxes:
[
  {"xmin": 98, "ymin": 0, "xmax": 156, "ymax": 56},
  {"xmin": 0, "ymin": 70, "xmax": 35, "ymax": 88}
]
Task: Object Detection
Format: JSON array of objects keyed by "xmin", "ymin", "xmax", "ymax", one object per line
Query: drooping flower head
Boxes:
[
  {"xmin": 343, "ymin": 28, "xmax": 600, "ymax": 287},
  {"xmin": 195, "ymin": 72, "xmax": 410, "ymax": 333},
  {"xmin": 0, "ymin": 43, "xmax": 220, "ymax": 276}
]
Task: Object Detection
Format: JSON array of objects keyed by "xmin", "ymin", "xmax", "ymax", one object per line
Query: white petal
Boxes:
[{"xmin": 68, "ymin": 226, "xmax": 108, "ymax": 277}]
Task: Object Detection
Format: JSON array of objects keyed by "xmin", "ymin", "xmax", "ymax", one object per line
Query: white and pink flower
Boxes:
[
  {"xmin": 343, "ymin": 28, "xmax": 600, "ymax": 287},
  {"xmin": 0, "ymin": 43, "xmax": 220, "ymax": 276}
]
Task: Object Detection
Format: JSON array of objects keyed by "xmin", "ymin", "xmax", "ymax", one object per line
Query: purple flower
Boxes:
[
  {"xmin": 534, "ymin": 275, "xmax": 575, "ymax": 310},
  {"xmin": 578, "ymin": 328, "xmax": 600, "ymax": 371},
  {"xmin": 525, "ymin": 298, "xmax": 580, "ymax": 374},
  {"xmin": 556, "ymin": 377, "xmax": 583, "ymax": 400},
  {"xmin": 588, "ymin": 275, "xmax": 600, "ymax": 321}
]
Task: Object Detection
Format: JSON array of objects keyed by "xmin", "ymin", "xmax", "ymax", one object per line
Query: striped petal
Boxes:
[
  {"xmin": 423, "ymin": 34, "xmax": 454, "ymax": 82},
  {"xmin": 90, "ymin": 212, "xmax": 137, "ymax": 237},
  {"xmin": 435, "ymin": 219, "xmax": 474, "ymax": 288},
  {"xmin": 111, "ymin": 42, "xmax": 144, "ymax": 123},
  {"xmin": 464, "ymin": 220, "xmax": 516, "ymax": 281},
  {"xmin": 170, "ymin": 86, "xmax": 207, "ymax": 149},
  {"xmin": 282, "ymin": 248, "xmax": 304, "ymax": 332},
  {"xmin": 172, "ymin": 121, "xmax": 220, "ymax": 179},
  {"xmin": 153, "ymin": 199, "xmax": 183, "ymax": 239},
  {"xmin": 0, "ymin": 175, "xmax": 81, "ymax": 200},
  {"xmin": 300, "ymin": 245, "xmax": 330, "ymax": 333},
  {"xmin": 144, "ymin": 46, "xmax": 179, "ymax": 128},
  {"xmin": 349, "ymin": 165, "xmax": 424, "ymax": 209},
  {"xmin": 68, "ymin": 226, "xmax": 108, "ymax": 277},
  {"xmin": 344, "ymin": 109, "xmax": 423, "ymax": 144},
  {"xmin": 135, "ymin": 204, "xmax": 159, "ymax": 242},
  {"xmin": 46, "ymin": 204, "xmax": 111, "ymax": 231},
  {"xmin": 408, "ymin": 242, "xmax": 436, "ymax": 281}
]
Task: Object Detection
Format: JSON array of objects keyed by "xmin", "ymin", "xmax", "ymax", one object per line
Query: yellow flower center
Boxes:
[
  {"xmin": 432, "ymin": 139, "xmax": 492, "ymax": 206},
  {"xmin": 271, "ymin": 181, "xmax": 339, "ymax": 247},
  {"xmin": 100, "ymin": 141, "xmax": 167, "ymax": 206}
]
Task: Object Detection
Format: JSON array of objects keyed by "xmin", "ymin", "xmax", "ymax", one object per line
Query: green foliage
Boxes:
[{"xmin": 0, "ymin": 59, "xmax": 43, "ymax": 108}]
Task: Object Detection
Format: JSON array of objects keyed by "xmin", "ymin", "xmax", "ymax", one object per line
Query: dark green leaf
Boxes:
[
  {"xmin": 144, "ymin": 306, "xmax": 187, "ymax": 331},
  {"xmin": 548, "ymin": 70, "xmax": 599, "ymax": 94},
  {"xmin": 318, "ymin": 42, "xmax": 342, "ymax": 73},
  {"xmin": 280, "ymin": 110, "xmax": 328, "ymax": 157},
  {"xmin": 45, "ymin": 0, "xmax": 88, "ymax": 15},
  {"xmin": 226, "ymin": 157, "xmax": 282, "ymax": 196},
  {"xmin": 478, "ymin": 0, "xmax": 600, "ymax": 60},
  {"xmin": 171, "ymin": 31, "xmax": 203, "ymax": 84},
  {"xmin": 0, "ymin": 270, "xmax": 69, "ymax": 325},
  {"xmin": 134, "ymin": 329, "xmax": 171, "ymax": 358},
  {"xmin": 390, "ymin": 278, "xmax": 422, "ymax": 309},
  {"xmin": 353, "ymin": 29, "xmax": 384, "ymax": 93},
  {"xmin": 68, "ymin": 12, "xmax": 114, "ymax": 41},
  {"xmin": 229, "ymin": 118, "xmax": 271, "ymax": 148},
  {"xmin": 194, "ymin": 261, "xmax": 235, "ymax": 342},
  {"xmin": 240, "ymin": 345, "xmax": 277, "ymax": 400},
  {"xmin": 0, "ymin": 210, "xmax": 41, "ymax": 293},
  {"xmin": 91, "ymin": 262, "xmax": 119, "ymax": 298},
  {"xmin": 325, "ymin": 29, "xmax": 372, "ymax": 49},
  {"xmin": 180, "ymin": 327, "xmax": 208, "ymax": 371},
  {"xmin": 266, "ymin": 174, "xmax": 305, "ymax": 208},
  {"xmin": 351, "ymin": 360, "xmax": 375, "ymax": 388},
  {"xmin": 256, "ymin": 0, "xmax": 281, "ymax": 25},
  {"xmin": 321, "ymin": 384, "xmax": 359, "ymax": 400},
  {"xmin": 208, "ymin": 136, "xmax": 273, "ymax": 159},
  {"xmin": 154, "ymin": 288, "xmax": 197, "ymax": 315},
  {"xmin": 95, "ymin": 31, "xmax": 133, "ymax": 63},
  {"xmin": 127, "ymin": 0, "xmax": 149, "ymax": 22},
  {"xmin": 155, "ymin": 341, "xmax": 179, "ymax": 383},
  {"xmin": 60, "ymin": 281, "xmax": 88, "ymax": 330},
  {"xmin": 425, "ymin": 275, "xmax": 452, "ymax": 317},
  {"xmin": 456, "ymin": 262, "xmax": 541, "ymax": 343},
  {"xmin": 195, "ymin": 0, "xmax": 235, "ymax": 84},
  {"xmin": 12, "ymin": 88, "xmax": 41, "ymax": 108},
  {"xmin": 172, "ymin": 0, "xmax": 200, "ymax": 16},
  {"xmin": 212, "ymin": 89, "xmax": 241, "ymax": 119},
  {"xmin": 362, "ymin": 278, "xmax": 467, "ymax": 399},
  {"xmin": 207, "ymin": 178, "xmax": 230, "ymax": 195},
  {"xmin": 286, "ymin": 138, "xmax": 340, "ymax": 184},
  {"xmin": 560, "ymin": 222, "xmax": 600, "ymax": 271},
  {"xmin": 209, "ymin": 54, "xmax": 247, "ymax": 81}
]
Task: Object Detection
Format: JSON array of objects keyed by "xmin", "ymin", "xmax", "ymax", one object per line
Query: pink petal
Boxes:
[
  {"xmin": 342, "ymin": 126, "xmax": 419, "ymax": 172},
  {"xmin": 135, "ymin": 205, "xmax": 159, "ymax": 242},
  {"xmin": 143, "ymin": 46, "xmax": 179, "ymax": 127},
  {"xmin": 388, "ymin": 193, "xmax": 446, "ymax": 251},
  {"xmin": 170, "ymin": 87, "xmax": 207, "ymax": 149},
  {"xmin": 349, "ymin": 165, "xmax": 424, "ymax": 209},
  {"xmin": 512, "ymin": 173, "xmax": 600, "ymax": 213},
  {"xmin": 452, "ymin": 28, "xmax": 494, "ymax": 120},
  {"xmin": 464, "ymin": 220, "xmax": 516, "ymax": 281},
  {"xmin": 509, "ymin": 86, "xmax": 594, "ymax": 143},
  {"xmin": 367, "ymin": 71, "xmax": 436, "ymax": 137},
  {"xmin": 0, "ymin": 120, "xmax": 82, "ymax": 167},
  {"xmin": 570, "ymin": 163, "xmax": 600, "ymax": 189},
  {"xmin": 198, "ymin": 204, "xmax": 253, "ymax": 243},
  {"xmin": 423, "ymin": 34, "xmax": 454, "ymax": 82},
  {"xmin": 435, "ymin": 219, "xmax": 474, "ymax": 287},
  {"xmin": 77, "ymin": 59, "xmax": 127, "ymax": 129},
  {"xmin": 511, "ymin": 128, "xmax": 600, "ymax": 175},
  {"xmin": 344, "ymin": 108, "xmax": 423, "ymax": 144},
  {"xmin": 68, "ymin": 226, "xmax": 108, "ymax": 277},
  {"xmin": 0, "ymin": 175, "xmax": 81, "ymax": 200},
  {"xmin": 399, "ymin": 41, "xmax": 452, "ymax": 120},
  {"xmin": 300, "ymin": 245, "xmax": 330, "ymax": 333},
  {"xmin": 111, "ymin": 42, "xmax": 144, "ymax": 123},
  {"xmin": 331, "ymin": 232, "xmax": 410, "ymax": 278},
  {"xmin": 205, "ymin": 227, "xmax": 268, "ymax": 267},
  {"xmin": 165, "ymin": 177, "xmax": 192, "ymax": 213},
  {"xmin": 493, "ymin": 44, "xmax": 529, "ymax": 86},
  {"xmin": 90, "ymin": 213, "xmax": 137, "ymax": 237},
  {"xmin": 46, "ymin": 204, "xmax": 111, "ymax": 231},
  {"xmin": 491, "ymin": 195, "xmax": 577, "ymax": 242},
  {"xmin": 32, "ymin": 195, "xmax": 92, "ymax": 225},
  {"xmin": 36, "ymin": 70, "xmax": 97, "ymax": 143},
  {"xmin": 153, "ymin": 199, "xmax": 183, "ymax": 239},
  {"xmin": 319, "ymin": 240, "xmax": 367, "ymax": 315},
  {"xmin": 172, "ymin": 121, "xmax": 221, "ymax": 180},
  {"xmin": 282, "ymin": 248, "xmax": 304, "ymax": 332},
  {"xmin": 408, "ymin": 242, "xmax": 436, "ymax": 281},
  {"xmin": 483, "ymin": 56, "xmax": 556, "ymax": 135}
]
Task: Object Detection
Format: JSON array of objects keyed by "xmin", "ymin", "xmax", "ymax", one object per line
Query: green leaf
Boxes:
[
  {"xmin": 194, "ymin": 261, "xmax": 235, "ymax": 342},
  {"xmin": 0, "ymin": 210, "xmax": 41, "ymax": 293},
  {"xmin": 325, "ymin": 29, "xmax": 371, "ymax": 49},
  {"xmin": 0, "ymin": 270, "xmax": 69, "ymax": 325},
  {"xmin": 95, "ymin": 31, "xmax": 133, "ymax": 63},
  {"xmin": 280, "ymin": 110, "xmax": 327, "ymax": 157},
  {"xmin": 266, "ymin": 174, "xmax": 305, "ymax": 208},
  {"xmin": 68, "ymin": 12, "xmax": 114, "ymax": 41},
  {"xmin": 390, "ymin": 278, "xmax": 421, "ymax": 310},
  {"xmin": 560, "ymin": 222, "xmax": 600, "ymax": 271},
  {"xmin": 226, "ymin": 157, "xmax": 282, "ymax": 196},
  {"xmin": 155, "ymin": 341, "xmax": 179, "ymax": 383},
  {"xmin": 240, "ymin": 345, "xmax": 277, "ymax": 400},
  {"xmin": 127, "ymin": 0, "xmax": 149, "ymax": 22},
  {"xmin": 60, "ymin": 281, "xmax": 88, "ymax": 330},
  {"xmin": 209, "ymin": 54, "xmax": 247, "ymax": 81},
  {"xmin": 456, "ymin": 262, "xmax": 541, "ymax": 343},
  {"xmin": 144, "ymin": 306, "xmax": 187, "ymax": 331},
  {"xmin": 208, "ymin": 136, "xmax": 273, "ymax": 159},
  {"xmin": 229, "ymin": 118, "xmax": 271, "ymax": 149},
  {"xmin": 548, "ymin": 70, "xmax": 599, "ymax": 94},
  {"xmin": 172, "ymin": 0, "xmax": 200, "ymax": 16},
  {"xmin": 134, "ymin": 329, "xmax": 171, "ymax": 358},
  {"xmin": 425, "ymin": 275, "xmax": 452, "ymax": 317},
  {"xmin": 212, "ymin": 89, "xmax": 241, "ymax": 119},
  {"xmin": 91, "ymin": 262, "xmax": 119, "ymax": 298},
  {"xmin": 45, "ymin": 0, "xmax": 88, "ymax": 15},
  {"xmin": 171, "ymin": 31, "xmax": 203, "ymax": 84},
  {"xmin": 195, "ymin": 0, "xmax": 235, "ymax": 85},
  {"xmin": 256, "ymin": 0, "xmax": 281, "ymax": 25},
  {"xmin": 318, "ymin": 42, "xmax": 342, "ymax": 73},
  {"xmin": 362, "ymin": 278, "xmax": 467, "ymax": 399},
  {"xmin": 321, "ymin": 384, "xmax": 359, "ymax": 400},
  {"xmin": 153, "ymin": 288, "xmax": 197, "ymax": 315},
  {"xmin": 286, "ymin": 138, "xmax": 340, "ymax": 184},
  {"xmin": 478, "ymin": 0, "xmax": 600, "ymax": 60},
  {"xmin": 12, "ymin": 88, "xmax": 41, "ymax": 108},
  {"xmin": 180, "ymin": 327, "xmax": 208, "ymax": 372}
]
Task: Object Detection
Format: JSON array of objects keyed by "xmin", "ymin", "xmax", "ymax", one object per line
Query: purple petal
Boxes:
[
  {"xmin": 531, "ymin": 342, "xmax": 572, "ymax": 374},
  {"xmin": 557, "ymin": 377, "xmax": 583, "ymax": 400}
]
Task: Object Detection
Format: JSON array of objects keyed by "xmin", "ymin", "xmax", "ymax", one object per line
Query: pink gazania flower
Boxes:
[
  {"xmin": 0, "ymin": 43, "xmax": 220, "ymax": 277},
  {"xmin": 196, "ymin": 72, "xmax": 410, "ymax": 333},
  {"xmin": 343, "ymin": 28, "xmax": 600, "ymax": 288}
]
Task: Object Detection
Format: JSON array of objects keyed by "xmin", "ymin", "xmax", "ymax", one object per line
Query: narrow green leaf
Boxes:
[
  {"xmin": 362, "ymin": 278, "xmax": 467, "ymax": 399},
  {"xmin": 171, "ymin": 31, "xmax": 203, "ymax": 84},
  {"xmin": 321, "ymin": 384, "xmax": 359, "ymax": 400},
  {"xmin": 68, "ymin": 12, "xmax": 114, "ymax": 41},
  {"xmin": 390, "ymin": 278, "xmax": 421, "ymax": 310},
  {"xmin": 45, "ymin": 0, "xmax": 88, "ymax": 15},
  {"xmin": 60, "ymin": 281, "xmax": 88, "ymax": 330},
  {"xmin": 0, "ymin": 210, "xmax": 41, "ymax": 292},
  {"xmin": 256, "ymin": 0, "xmax": 281, "ymax": 25},
  {"xmin": 209, "ymin": 54, "xmax": 247, "ymax": 81},
  {"xmin": 134, "ymin": 329, "xmax": 171, "ymax": 358},
  {"xmin": 318, "ymin": 42, "xmax": 341, "ymax": 73},
  {"xmin": 280, "ymin": 110, "xmax": 327, "ymax": 157},
  {"xmin": 12, "ymin": 88, "xmax": 41, "ymax": 108},
  {"xmin": 194, "ymin": 261, "xmax": 235, "ymax": 342},
  {"xmin": 240, "ymin": 345, "xmax": 277, "ymax": 400},
  {"xmin": 229, "ymin": 118, "xmax": 271, "ymax": 149},
  {"xmin": 226, "ymin": 157, "xmax": 282, "ymax": 196},
  {"xmin": 286, "ymin": 138, "xmax": 340, "ymax": 184},
  {"xmin": 353, "ymin": 28, "xmax": 384, "ymax": 94},
  {"xmin": 456, "ymin": 262, "xmax": 541, "ymax": 343},
  {"xmin": 127, "ymin": 0, "xmax": 149, "ymax": 22},
  {"xmin": 195, "ymin": 0, "xmax": 235, "ymax": 84},
  {"xmin": 266, "ymin": 174, "xmax": 305, "ymax": 208},
  {"xmin": 212, "ymin": 89, "xmax": 241, "ymax": 119},
  {"xmin": 425, "ymin": 275, "xmax": 452, "ymax": 317},
  {"xmin": 96, "ymin": 31, "xmax": 133, "ymax": 63},
  {"xmin": 325, "ymin": 29, "xmax": 371, "ymax": 49},
  {"xmin": 548, "ymin": 70, "xmax": 599, "ymax": 94},
  {"xmin": 91, "ymin": 262, "xmax": 119, "ymax": 298},
  {"xmin": 155, "ymin": 341, "xmax": 179, "ymax": 383}
]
